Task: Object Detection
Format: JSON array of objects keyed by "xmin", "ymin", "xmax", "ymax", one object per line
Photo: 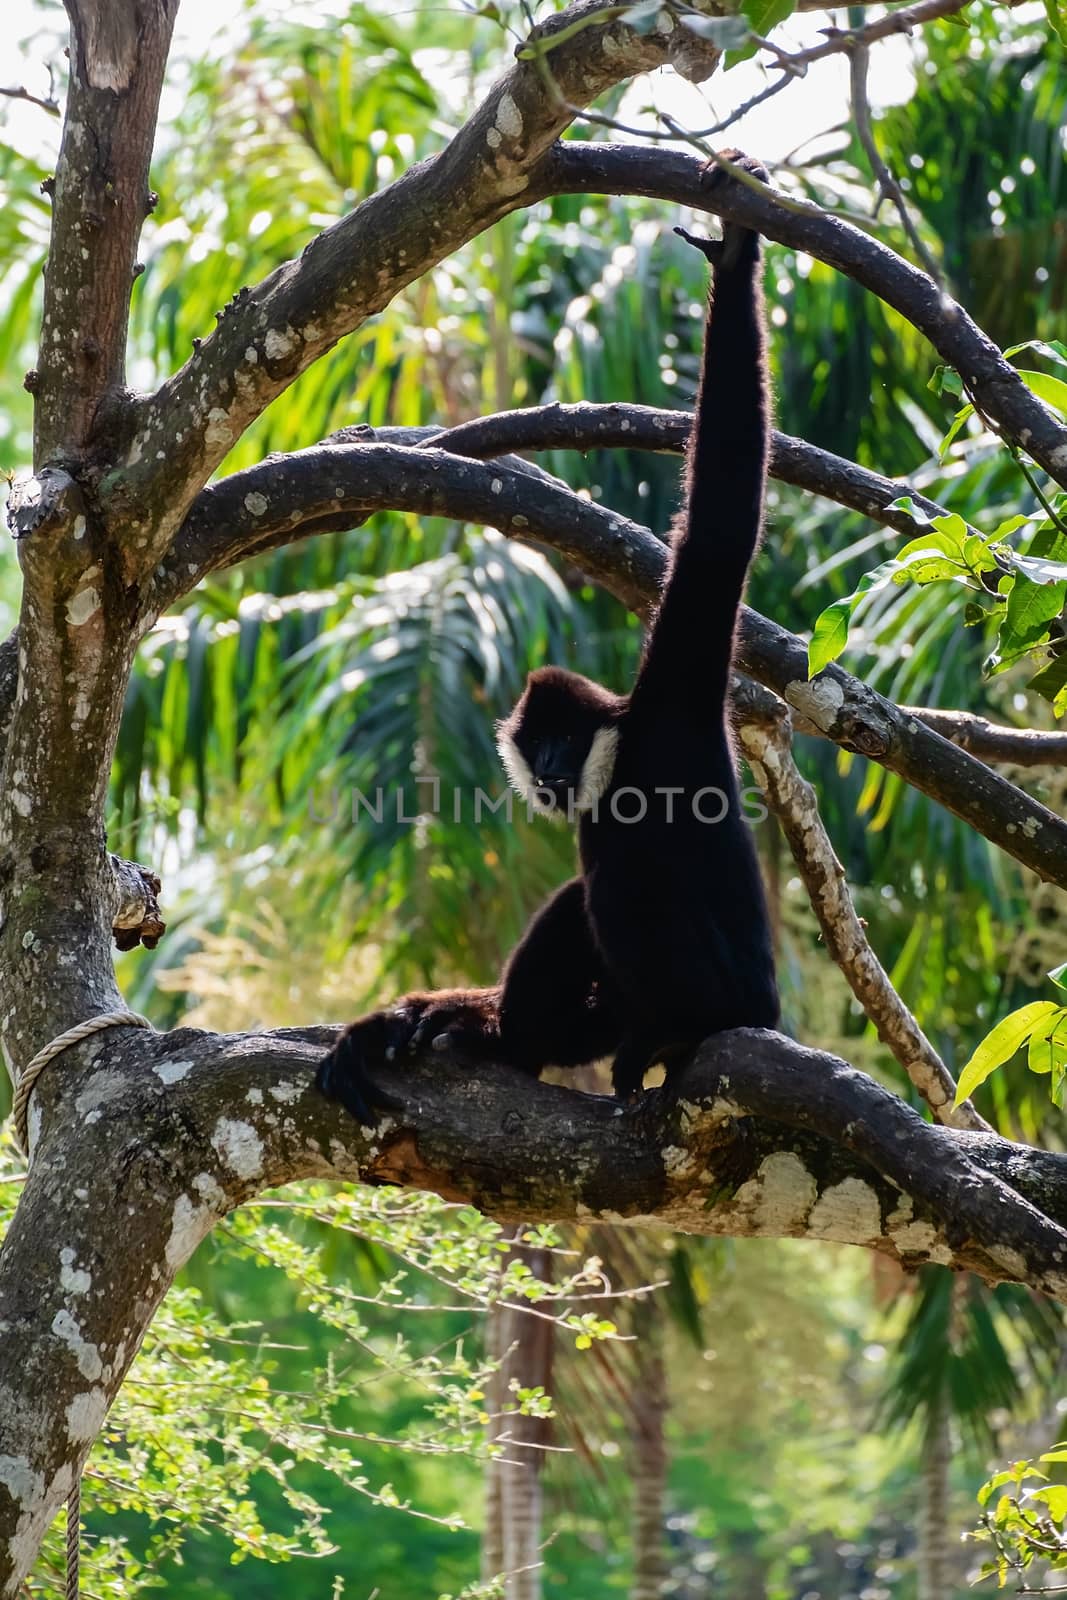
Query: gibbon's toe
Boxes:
[
  {"xmin": 702, "ymin": 148, "xmax": 770, "ymax": 186},
  {"xmin": 316, "ymin": 1031, "xmax": 396, "ymax": 1126}
]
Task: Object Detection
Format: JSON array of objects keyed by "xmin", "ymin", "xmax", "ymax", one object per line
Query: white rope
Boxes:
[{"xmin": 10, "ymin": 1010, "xmax": 153, "ymax": 1157}]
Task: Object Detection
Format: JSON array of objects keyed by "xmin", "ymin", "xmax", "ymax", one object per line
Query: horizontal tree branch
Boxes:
[
  {"xmin": 901, "ymin": 707, "xmax": 1067, "ymax": 768},
  {"xmin": 420, "ymin": 403, "xmax": 966, "ymax": 538},
  {"xmin": 541, "ymin": 144, "xmax": 1067, "ymax": 488},
  {"xmin": 4, "ymin": 1019, "xmax": 1067, "ymax": 1593},
  {"xmin": 156, "ymin": 441, "xmax": 1067, "ymax": 891}
]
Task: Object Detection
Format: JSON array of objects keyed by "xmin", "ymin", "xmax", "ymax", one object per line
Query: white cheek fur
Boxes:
[
  {"xmin": 576, "ymin": 726, "xmax": 619, "ymax": 812},
  {"xmin": 496, "ymin": 727, "xmax": 537, "ymax": 799},
  {"xmin": 496, "ymin": 724, "xmax": 619, "ymax": 821}
]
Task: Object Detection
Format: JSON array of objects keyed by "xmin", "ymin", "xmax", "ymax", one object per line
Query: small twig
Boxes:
[
  {"xmin": 0, "ymin": 84, "xmax": 60, "ymax": 117},
  {"xmin": 848, "ymin": 36, "xmax": 943, "ymax": 282},
  {"xmin": 901, "ymin": 708, "xmax": 1067, "ymax": 768},
  {"xmin": 683, "ymin": 0, "xmax": 973, "ymax": 138}
]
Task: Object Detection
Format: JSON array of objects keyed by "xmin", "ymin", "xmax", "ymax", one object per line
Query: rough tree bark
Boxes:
[{"xmin": 2, "ymin": 1, "xmax": 1067, "ymax": 1593}]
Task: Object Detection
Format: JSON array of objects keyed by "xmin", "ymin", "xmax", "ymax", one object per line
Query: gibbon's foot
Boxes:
[
  {"xmin": 316, "ymin": 999, "xmax": 439, "ymax": 1124},
  {"xmin": 317, "ymin": 992, "xmax": 501, "ymax": 1125},
  {"xmin": 700, "ymin": 147, "xmax": 770, "ymax": 187},
  {"xmin": 675, "ymin": 150, "xmax": 769, "ymax": 270},
  {"xmin": 620, "ymin": 1084, "xmax": 666, "ymax": 1136},
  {"xmin": 316, "ymin": 1012, "xmax": 409, "ymax": 1126}
]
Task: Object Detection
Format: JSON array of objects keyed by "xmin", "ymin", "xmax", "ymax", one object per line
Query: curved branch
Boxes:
[
  {"xmin": 541, "ymin": 144, "xmax": 1067, "ymax": 488},
  {"xmin": 107, "ymin": 1, "xmax": 718, "ymax": 562},
  {"xmin": 3, "ymin": 1020, "xmax": 1067, "ymax": 1593},
  {"xmin": 157, "ymin": 441, "xmax": 1067, "ymax": 891},
  {"xmin": 422, "ymin": 404, "xmax": 967, "ymax": 536}
]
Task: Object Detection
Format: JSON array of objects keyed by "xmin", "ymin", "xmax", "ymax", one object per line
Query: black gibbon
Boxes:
[{"xmin": 317, "ymin": 152, "xmax": 779, "ymax": 1122}]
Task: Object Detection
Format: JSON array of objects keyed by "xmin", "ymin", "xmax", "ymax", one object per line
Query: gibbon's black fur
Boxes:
[{"xmin": 318, "ymin": 152, "xmax": 780, "ymax": 1121}]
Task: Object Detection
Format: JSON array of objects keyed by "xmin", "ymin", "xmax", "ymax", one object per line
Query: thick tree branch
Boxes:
[
  {"xmin": 34, "ymin": 0, "xmax": 177, "ymax": 462},
  {"xmin": 732, "ymin": 680, "xmax": 988, "ymax": 1133},
  {"xmin": 156, "ymin": 442, "xmax": 1067, "ymax": 892},
  {"xmin": 104, "ymin": 2, "xmax": 719, "ymax": 561},
  {"xmin": 424, "ymin": 405, "xmax": 969, "ymax": 536},
  {"xmin": 542, "ymin": 144, "xmax": 1067, "ymax": 488},
  {"xmin": 4, "ymin": 1020, "xmax": 1067, "ymax": 1594}
]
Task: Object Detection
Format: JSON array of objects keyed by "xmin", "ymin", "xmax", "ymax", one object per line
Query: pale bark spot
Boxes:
[
  {"xmin": 661, "ymin": 1144, "xmax": 697, "ymax": 1178},
  {"xmin": 269, "ymin": 1080, "xmax": 303, "ymax": 1104},
  {"xmin": 66, "ymin": 1388, "xmax": 107, "ymax": 1441},
  {"xmin": 165, "ymin": 1194, "xmax": 214, "ymax": 1270},
  {"xmin": 0, "ymin": 1456, "xmax": 39, "ymax": 1504},
  {"xmin": 66, "ymin": 586, "xmax": 102, "ymax": 627},
  {"xmin": 988, "ymin": 1244, "xmax": 1032, "ymax": 1281},
  {"xmin": 889, "ymin": 1219, "xmax": 952, "ymax": 1263},
  {"xmin": 786, "ymin": 676, "xmax": 845, "ymax": 729},
  {"xmin": 807, "ymin": 1176, "xmax": 882, "ymax": 1243},
  {"xmin": 210, "ymin": 1117, "xmax": 263, "ymax": 1179},
  {"xmin": 730, "ymin": 1151, "xmax": 818, "ymax": 1233},
  {"xmin": 495, "ymin": 92, "xmax": 522, "ymax": 140},
  {"xmin": 264, "ymin": 327, "xmax": 297, "ymax": 360},
  {"xmin": 154, "ymin": 1058, "xmax": 193, "ymax": 1085},
  {"xmin": 9, "ymin": 1463, "xmax": 69, "ymax": 1577},
  {"xmin": 192, "ymin": 1172, "xmax": 227, "ymax": 1208},
  {"xmin": 205, "ymin": 408, "xmax": 234, "ymax": 448},
  {"xmin": 59, "ymin": 1248, "xmax": 91, "ymax": 1297},
  {"xmin": 243, "ymin": 492, "xmax": 269, "ymax": 517},
  {"xmin": 51, "ymin": 1310, "xmax": 102, "ymax": 1381}
]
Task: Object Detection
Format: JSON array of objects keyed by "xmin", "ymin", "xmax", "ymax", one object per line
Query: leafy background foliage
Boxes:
[{"xmin": 2, "ymin": 0, "xmax": 1067, "ymax": 1594}]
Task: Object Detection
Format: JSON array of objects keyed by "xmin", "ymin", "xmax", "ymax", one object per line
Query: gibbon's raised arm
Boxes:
[{"xmin": 630, "ymin": 195, "xmax": 769, "ymax": 725}]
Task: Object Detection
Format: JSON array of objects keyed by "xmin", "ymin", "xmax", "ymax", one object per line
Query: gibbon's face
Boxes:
[{"xmin": 496, "ymin": 667, "xmax": 622, "ymax": 821}]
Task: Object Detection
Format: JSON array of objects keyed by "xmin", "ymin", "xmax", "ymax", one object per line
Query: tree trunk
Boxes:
[
  {"xmin": 629, "ymin": 1304, "xmax": 669, "ymax": 1600},
  {"xmin": 917, "ymin": 1387, "xmax": 953, "ymax": 1600},
  {"xmin": 483, "ymin": 1243, "xmax": 554, "ymax": 1600}
]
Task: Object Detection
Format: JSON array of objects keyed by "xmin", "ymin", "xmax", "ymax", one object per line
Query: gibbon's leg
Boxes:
[
  {"xmin": 611, "ymin": 1034, "xmax": 693, "ymax": 1103},
  {"xmin": 496, "ymin": 878, "xmax": 622, "ymax": 1072},
  {"xmin": 318, "ymin": 879, "xmax": 621, "ymax": 1123}
]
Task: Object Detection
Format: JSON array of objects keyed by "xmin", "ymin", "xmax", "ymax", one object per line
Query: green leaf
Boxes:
[
  {"xmin": 1028, "ymin": 652, "xmax": 1067, "ymax": 715},
  {"xmin": 680, "ymin": 13, "xmax": 752, "ymax": 47},
  {"xmin": 621, "ymin": 1, "xmax": 666, "ymax": 32},
  {"xmin": 887, "ymin": 495, "xmax": 937, "ymax": 525},
  {"xmin": 954, "ymin": 1003, "xmax": 1061, "ymax": 1104},
  {"xmin": 939, "ymin": 402, "xmax": 976, "ymax": 460},
  {"xmin": 1016, "ymin": 369, "xmax": 1067, "ymax": 419},
  {"xmin": 739, "ymin": 0, "xmax": 794, "ymax": 32},
  {"xmin": 1026, "ymin": 1007, "xmax": 1067, "ymax": 1076},
  {"xmin": 998, "ymin": 574, "xmax": 1067, "ymax": 661},
  {"xmin": 808, "ymin": 597, "xmax": 854, "ymax": 676},
  {"xmin": 1029, "ymin": 1484, "xmax": 1067, "ymax": 1522},
  {"xmin": 1049, "ymin": 963, "xmax": 1067, "ymax": 990},
  {"xmin": 998, "ymin": 550, "xmax": 1067, "ymax": 585},
  {"xmin": 928, "ymin": 364, "xmax": 963, "ymax": 398},
  {"xmin": 1005, "ymin": 339, "xmax": 1067, "ymax": 368}
]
